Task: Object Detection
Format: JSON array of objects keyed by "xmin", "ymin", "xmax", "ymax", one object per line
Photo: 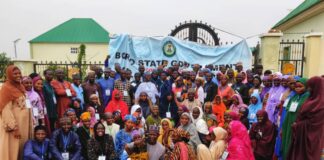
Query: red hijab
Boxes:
[
  {"xmin": 105, "ymin": 89, "xmax": 128, "ymax": 119},
  {"xmin": 0, "ymin": 65, "xmax": 25, "ymax": 112}
]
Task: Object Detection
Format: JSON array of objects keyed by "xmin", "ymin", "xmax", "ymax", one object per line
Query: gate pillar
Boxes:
[
  {"xmin": 304, "ymin": 32, "xmax": 323, "ymax": 78},
  {"xmin": 259, "ymin": 32, "xmax": 283, "ymax": 72}
]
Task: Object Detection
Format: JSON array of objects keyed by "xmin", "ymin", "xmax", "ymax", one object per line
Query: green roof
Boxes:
[
  {"xmin": 30, "ymin": 18, "xmax": 109, "ymax": 43},
  {"xmin": 273, "ymin": 0, "xmax": 322, "ymax": 28}
]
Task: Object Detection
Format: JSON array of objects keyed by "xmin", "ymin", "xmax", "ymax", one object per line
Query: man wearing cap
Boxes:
[{"xmin": 147, "ymin": 125, "xmax": 166, "ymax": 160}]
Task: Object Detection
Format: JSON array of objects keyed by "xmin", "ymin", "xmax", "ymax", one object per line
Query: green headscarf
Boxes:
[{"xmin": 296, "ymin": 77, "xmax": 308, "ymax": 86}]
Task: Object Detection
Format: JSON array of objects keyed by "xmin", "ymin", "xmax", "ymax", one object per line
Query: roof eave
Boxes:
[{"xmin": 273, "ymin": 1, "xmax": 324, "ymax": 31}]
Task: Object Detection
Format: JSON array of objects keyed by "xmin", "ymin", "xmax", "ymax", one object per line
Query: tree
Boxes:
[
  {"xmin": 77, "ymin": 44, "xmax": 87, "ymax": 79},
  {"xmin": 0, "ymin": 52, "xmax": 12, "ymax": 80}
]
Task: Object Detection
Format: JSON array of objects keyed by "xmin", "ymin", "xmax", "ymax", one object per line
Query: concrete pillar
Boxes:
[
  {"xmin": 304, "ymin": 32, "xmax": 323, "ymax": 77},
  {"xmin": 259, "ymin": 32, "xmax": 283, "ymax": 72},
  {"xmin": 12, "ymin": 59, "xmax": 37, "ymax": 76}
]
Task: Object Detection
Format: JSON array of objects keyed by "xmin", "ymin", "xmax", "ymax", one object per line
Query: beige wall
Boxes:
[
  {"xmin": 281, "ymin": 12, "xmax": 324, "ymax": 40},
  {"xmin": 12, "ymin": 60, "xmax": 37, "ymax": 77},
  {"xmin": 259, "ymin": 33, "xmax": 282, "ymax": 73},
  {"xmin": 30, "ymin": 43, "xmax": 108, "ymax": 63}
]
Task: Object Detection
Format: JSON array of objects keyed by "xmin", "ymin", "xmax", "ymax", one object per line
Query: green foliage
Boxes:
[
  {"xmin": 78, "ymin": 44, "xmax": 87, "ymax": 79},
  {"xmin": 0, "ymin": 52, "xmax": 12, "ymax": 80}
]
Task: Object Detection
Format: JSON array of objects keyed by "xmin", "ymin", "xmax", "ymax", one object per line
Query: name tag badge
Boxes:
[
  {"xmin": 283, "ymin": 99, "xmax": 289, "ymax": 108},
  {"xmin": 105, "ymin": 89, "xmax": 110, "ymax": 96},
  {"xmin": 98, "ymin": 155, "xmax": 106, "ymax": 160},
  {"xmin": 176, "ymin": 92, "xmax": 181, "ymax": 98},
  {"xmin": 289, "ymin": 102, "xmax": 298, "ymax": 112},
  {"xmin": 62, "ymin": 152, "xmax": 69, "ymax": 160},
  {"xmin": 95, "ymin": 113, "xmax": 100, "ymax": 120},
  {"xmin": 65, "ymin": 89, "xmax": 72, "ymax": 97},
  {"xmin": 204, "ymin": 92, "xmax": 207, "ymax": 98},
  {"xmin": 123, "ymin": 91, "xmax": 128, "ymax": 96},
  {"xmin": 258, "ymin": 131, "xmax": 263, "ymax": 137},
  {"xmin": 131, "ymin": 83, "xmax": 136, "ymax": 87},
  {"xmin": 166, "ymin": 112, "xmax": 171, "ymax": 118},
  {"xmin": 221, "ymin": 151, "xmax": 229, "ymax": 160},
  {"xmin": 32, "ymin": 107, "xmax": 39, "ymax": 117},
  {"xmin": 279, "ymin": 93, "xmax": 283, "ymax": 101},
  {"xmin": 53, "ymin": 96, "xmax": 57, "ymax": 104},
  {"xmin": 25, "ymin": 99, "xmax": 32, "ymax": 108},
  {"xmin": 250, "ymin": 113, "xmax": 256, "ymax": 119}
]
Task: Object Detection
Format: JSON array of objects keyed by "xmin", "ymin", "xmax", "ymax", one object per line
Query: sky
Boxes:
[{"xmin": 0, "ymin": 0, "xmax": 304, "ymax": 59}]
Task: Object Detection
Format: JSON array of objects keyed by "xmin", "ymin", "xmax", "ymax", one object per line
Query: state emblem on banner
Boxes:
[{"xmin": 163, "ymin": 41, "xmax": 176, "ymax": 57}]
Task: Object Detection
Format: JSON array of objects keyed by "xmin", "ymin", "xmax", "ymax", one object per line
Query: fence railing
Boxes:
[
  {"xmin": 33, "ymin": 61, "xmax": 104, "ymax": 80},
  {"xmin": 279, "ymin": 39, "xmax": 305, "ymax": 76}
]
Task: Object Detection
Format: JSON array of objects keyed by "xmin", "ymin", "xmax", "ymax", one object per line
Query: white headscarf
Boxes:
[{"xmin": 190, "ymin": 106, "xmax": 209, "ymax": 135}]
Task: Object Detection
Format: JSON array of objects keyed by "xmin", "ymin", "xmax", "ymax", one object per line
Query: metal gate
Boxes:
[
  {"xmin": 279, "ymin": 39, "xmax": 305, "ymax": 77},
  {"xmin": 33, "ymin": 61, "xmax": 103, "ymax": 80}
]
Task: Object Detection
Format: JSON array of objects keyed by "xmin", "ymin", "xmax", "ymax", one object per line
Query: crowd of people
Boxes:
[{"xmin": 0, "ymin": 62, "xmax": 323, "ymax": 160}]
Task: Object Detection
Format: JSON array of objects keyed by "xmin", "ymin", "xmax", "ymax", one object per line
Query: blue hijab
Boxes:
[{"xmin": 248, "ymin": 92, "xmax": 262, "ymax": 124}]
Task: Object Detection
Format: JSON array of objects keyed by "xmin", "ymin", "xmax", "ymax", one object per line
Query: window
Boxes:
[{"xmin": 70, "ymin": 47, "xmax": 78, "ymax": 54}]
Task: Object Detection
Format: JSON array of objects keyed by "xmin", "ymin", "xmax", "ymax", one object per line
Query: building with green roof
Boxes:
[
  {"xmin": 30, "ymin": 18, "xmax": 109, "ymax": 62},
  {"xmin": 272, "ymin": 0, "xmax": 324, "ymax": 40},
  {"xmin": 262, "ymin": 0, "xmax": 324, "ymax": 77}
]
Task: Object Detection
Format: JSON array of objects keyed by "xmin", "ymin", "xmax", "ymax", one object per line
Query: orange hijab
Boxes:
[
  {"xmin": 0, "ymin": 65, "xmax": 25, "ymax": 112},
  {"xmin": 212, "ymin": 95, "xmax": 227, "ymax": 127}
]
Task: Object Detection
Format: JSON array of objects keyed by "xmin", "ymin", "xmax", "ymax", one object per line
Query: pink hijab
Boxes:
[
  {"xmin": 87, "ymin": 107, "xmax": 97, "ymax": 128},
  {"xmin": 229, "ymin": 94, "xmax": 248, "ymax": 113},
  {"xmin": 227, "ymin": 121, "xmax": 254, "ymax": 160}
]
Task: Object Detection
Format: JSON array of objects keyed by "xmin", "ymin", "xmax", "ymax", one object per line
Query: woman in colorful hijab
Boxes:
[
  {"xmin": 86, "ymin": 107, "xmax": 97, "ymax": 129},
  {"xmin": 115, "ymin": 114, "xmax": 136, "ymax": 159},
  {"xmin": 249, "ymin": 110, "xmax": 276, "ymax": 160},
  {"xmin": 260, "ymin": 75, "xmax": 272, "ymax": 101},
  {"xmin": 218, "ymin": 75, "xmax": 235, "ymax": 107},
  {"xmin": 248, "ymin": 92, "xmax": 262, "ymax": 124},
  {"xmin": 281, "ymin": 78, "xmax": 310, "ymax": 160},
  {"xmin": 76, "ymin": 112, "xmax": 92, "ymax": 159},
  {"xmin": 287, "ymin": 76, "xmax": 324, "ymax": 160},
  {"xmin": 239, "ymin": 107, "xmax": 250, "ymax": 130},
  {"xmin": 157, "ymin": 118, "xmax": 173, "ymax": 149},
  {"xmin": 87, "ymin": 122, "xmax": 117, "ymax": 160},
  {"xmin": 209, "ymin": 127, "xmax": 228, "ymax": 159},
  {"xmin": 130, "ymin": 104, "xmax": 145, "ymax": 135},
  {"xmin": 0, "ymin": 65, "xmax": 33, "ymax": 160},
  {"xmin": 212, "ymin": 95, "xmax": 226, "ymax": 127},
  {"xmin": 274, "ymin": 76, "xmax": 297, "ymax": 159},
  {"xmin": 32, "ymin": 76, "xmax": 51, "ymax": 134},
  {"xmin": 105, "ymin": 89, "xmax": 129, "ymax": 120},
  {"xmin": 175, "ymin": 105, "xmax": 189, "ymax": 127},
  {"xmin": 190, "ymin": 106, "xmax": 209, "ymax": 145},
  {"xmin": 265, "ymin": 73, "xmax": 286, "ymax": 123},
  {"xmin": 178, "ymin": 112, "xmax": 202, "ymax": 150},
  {"xmin": 164, "ymin": 128, "xmax": 197, "ymax": 160},
  {"xmin": 227, "ymin": 121, "xmax": 254, "ymax": 160},
  {"xmin": 229, "ymin": 94, "xmax": 248, "ymax": 113}
]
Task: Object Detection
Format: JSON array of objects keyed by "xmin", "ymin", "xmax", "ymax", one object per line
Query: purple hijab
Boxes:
[
  {"xmin": 265, "ymin": 75, "xmax": 286, "ymax": 123},
  {"xmin": 260, "ymin": 76, "xmax": 271, "ymax": 100}
]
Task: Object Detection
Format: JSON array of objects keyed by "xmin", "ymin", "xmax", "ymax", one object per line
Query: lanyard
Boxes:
[
  {"xmin": 38, "ymin": 141, "xmax": 45, "ymax": 159},
  {"xmin": 62, "ymin": 132, "xmax": 71, "ymax": 152},
  {"xmin": 83, "ymin": 126, "xmax": 90, "ymax": 137},
  {"xmin": 167, "ymin": 103, "xmax": 171, "ymax": 112}
]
